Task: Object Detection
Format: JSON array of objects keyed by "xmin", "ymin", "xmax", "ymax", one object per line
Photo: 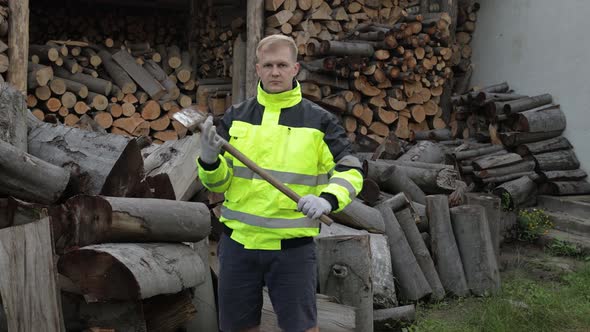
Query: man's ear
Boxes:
[
  {"xmin": 255, "ymin": 63, "xmax": 261, "ymax": 78},
  {"xmin": 293, "ymin": 62, "xmax": 301, "ymax": 75}
]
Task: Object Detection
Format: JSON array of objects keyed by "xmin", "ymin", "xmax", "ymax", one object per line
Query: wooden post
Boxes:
[
  {"xmin": 318, "ymin": 235, "xmax": 373, "ymax": 332},
  {"xmin": 0, "ymin": 218, "xmax": 66, "ymax": 332},
  {"xmin": 7, "ymin": 0, "xmax": 29, "ymax": 93},
  {"xmin": 465, "ymin": 193, "xmax": 501, "ymax": 259},
  {"xmin": 232, "ymin": 34, "xmax": 247, "ymax": 104},
  {"xmin": 246, "ymin": 0, "xmax": 264, "ymax": 98}
]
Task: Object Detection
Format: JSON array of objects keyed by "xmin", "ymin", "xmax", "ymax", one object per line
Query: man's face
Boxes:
[{"xmin": 256, "ymin": 44, "xmax": 300, "ymax": 94}]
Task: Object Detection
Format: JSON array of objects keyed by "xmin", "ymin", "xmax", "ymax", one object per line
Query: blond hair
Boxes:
[{"xmin": 256, "ymin": 34, "xmax": 298, "ymax": 62}]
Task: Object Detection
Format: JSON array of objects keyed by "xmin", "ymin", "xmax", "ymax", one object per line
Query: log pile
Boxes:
[
  {"xmin": 0, "ymin": 2, "xmax": 7, "ymax": 83},
  {"xmin": 449, "ymin": 82, "xmax": 590, "ymax": 209},
  {"xmin": 263, "ymin": 0, "xmax": 461, "ymax": 147},
  {"xmin": 451, "ymin": 0, "xmax": 479, "ymax": 94},
  {"xmin": 26, "ymin": 3, "xmax": 244, "ymax": 144},
  {"xmin": 0, "ymin": 87, "xmax": 217, "ymax": 331}
]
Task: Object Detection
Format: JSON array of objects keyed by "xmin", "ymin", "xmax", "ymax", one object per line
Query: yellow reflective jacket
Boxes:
[{"xmin": 197, "ymin": 81, "xmax": 363, "ymax": 250}]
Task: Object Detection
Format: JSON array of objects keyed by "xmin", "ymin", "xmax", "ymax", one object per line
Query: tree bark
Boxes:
[
  {"xmin": 58, "ymin": 243, "xmax": 206, "ymax": 301},
  {"xmin": 378, "ymin": 165, "xmax": 427, "ymax": 204},
  {"xmin": 538, "ymin": 169, "xmax": 587, "ymax": 182},
  {"xmin": 395, "ymin": 208, "xmax": 445, "ymax": 300},
  {"xmin": 450, "ymin": 205, "xmax": 501, "ymax": 296},
  {"xmin": 426, "ymin": 195, "xmax": 469, "ymax": 297},
  {"xmin": 0, "ymin": 83, "xmax": 27, "ymax": 151},
  {"xmin": 317, "ymin": 235, "xmax": 373, "ymax": 332},
  {"xmin": 398, "ymin": 140, "xmax": 445, "ymax": 163},
  {"xmin": 54, "ymin": 195, "xmax": 210, "ymax": 250},
  {"xmin": 453, "ymin": 145, "xmax": 504, "ymax": 161},
  {"xmin": 54, "ymin": 67, "xmax": 112, "ymax": 96},
  {"xmin": 473, "ymin": 160, "xmax": 535, "ymax": 179},
  {"xmin": 503, "ymin": 93, "xmax": 552, "ymax": 114},
  {"xmin": 374, "ymin": 199, "xmax": 431, "ymax": 301},
  {"xmin": 533, "ymin": 149, "xmax": 580, "ymax": 171},
  {"xmin": 27, "ymin": 121, "xmax": 144, "ymax": 197},
  {"xmin": 7, "ymin": 0, "xmax": 29, "ymax": 93},
  {"xmin": 98, "ymin": 50, "xmax": 137, "ymax": 94},
  {"xmin": 410, "ymin": 128, "xmax": 452, "ymax": 142},
  {"xmin": 0, "ymin": 218, "xmax": 66, "ymax": 332},
  {"xmin": 472, "ymin": 153, "xmax": 522, "ymax": 170},
  {"xmin": 464, "ymin": 193, "xmax": 501, "ymax": 260},
  {"xmin": 332, "ymin": 199, "xmax": 385, "ymax": 233},
  {"xmin": 516, "ymin": 105, "xmax": 566, "ymax": 133},
  {"xmin": 0, "ymin": 139, "xmax": 70, "ymax": 204},
  {"xmin": 144, "ymin": 135, "xmax": 202, "ymax": 201},
  {"xmin": 492, "ymin": 176, "xmax": 537, "ymax": 210},
  {"xmin": 516, "ymin": 136, "xmax": 572, "ymax": 156}
]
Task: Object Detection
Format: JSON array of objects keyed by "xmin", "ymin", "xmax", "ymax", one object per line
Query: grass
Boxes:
[{"xmin": 403, "ymin": 248, "xmax": 590, "ymax": 332}]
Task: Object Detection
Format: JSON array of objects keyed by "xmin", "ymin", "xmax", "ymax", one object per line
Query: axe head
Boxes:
[{"xmin": 172, "ymin": 108, "xmax": 208, "ymax": 132}]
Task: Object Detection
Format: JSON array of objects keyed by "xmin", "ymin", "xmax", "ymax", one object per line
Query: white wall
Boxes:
[{"xmin": 470, "ymin": 0, "xmax": 590, "ymax": 171}]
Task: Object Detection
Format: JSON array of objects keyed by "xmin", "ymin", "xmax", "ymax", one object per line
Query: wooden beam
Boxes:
[
  {"xmin": 246, "ymin": 0, "xmax": 264, "ymax": 98},
  {"xmin": 0, "ymin": 218, "xmax": 66, "ymax": 332},
  {"xmin": 7, "ymin": 0, "xmax": 29, "ymax": 93}
]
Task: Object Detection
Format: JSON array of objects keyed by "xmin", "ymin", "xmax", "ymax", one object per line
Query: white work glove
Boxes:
[
  {"xmin": 298, "ymin": 195, "xmax": 332, "ymax": 220},
  {"xmin": 199, "ymin": 116, "xmax": 224, "ymax": 164}
]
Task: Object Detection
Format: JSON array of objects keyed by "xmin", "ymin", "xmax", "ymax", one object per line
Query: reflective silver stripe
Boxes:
[
  {"xmin": 224, "ymin": 156, "xmax": 233, "ymax": 168},
  {"xmin": 329, "ymin": 177, "xmax": 356, "ymax": 199},
  {"xmin": 337, "ymin": 155, "xmax": 362, "ymax": 168},
  {"xmin": 221, "ymin": 206, "xmax": 320, "ymax": 229},
  {"xmin": 233, "ymin": 166, "xmax": 329, "ymax": 186},
  {"xmin": 207, "ymin": 171, "xmax": 231, "ymax": 188}
]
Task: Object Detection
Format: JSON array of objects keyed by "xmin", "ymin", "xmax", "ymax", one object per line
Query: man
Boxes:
[{"xmin": 197, "ymin": 35, "xmax": 363, "ymax": 332}]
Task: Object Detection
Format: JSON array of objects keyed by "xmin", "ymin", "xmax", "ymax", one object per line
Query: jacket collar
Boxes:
[{"xmin": 256, "ymin": 80, "xmax": 302, "ymax": 109}]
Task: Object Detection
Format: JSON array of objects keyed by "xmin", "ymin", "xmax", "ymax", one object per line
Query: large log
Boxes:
[
  {"xmin": 320, "ymin": 41, "xmax": 375, "ymax": 57},
  {"xmin": 464, "ymin": 193, "xmax": 501, "ymax": 259},
  {"xmin": 426, "ymin": 195, "xmax": 469, "ymax": 297},
  {"xmin": 516, "ymin": 105, "xmax": 566, "ymax": 133},
  {"xmin": 182, "ymin": 239, "xmax": 218, "ymax": 332},
  {"xmin": 54, "ymin": 67, "xmax": 112, "ymax": 95},
  {"xmin": 503, "ymin": 93, "xmax": 552, "ymax": 114},
  {"xmin": 0, "ymin": 218, "xmax": 65, "ymax": 332},
  {"xmin": 54, "ymin": 195, "xmax": 210, "ymax": 250},
  {"xmin": 395, "ymin": 208, "xmax": 445, "ymax": 300},
  {"xmin": 473, "ymin": 160, "xmax": 536, "ymax": 179},
  {"xmin": 452, "ymin": 145, "xmax": 504, "ymax": 161},
  {"xmin": 373, "ymin": 305, "xmax": 415, "ymax": 329},
  {"xmin": 144, "ymin": 135, "xmax": 202, "ymax": 200},
  {"xmin": 7, "ymin": 0, "xmax": 29, "ymax": 93},
  {"xmin": 378, "ymin": 165, "xmax": 426, "ymax": 204},
  {"xmin": 261, "ymin": 290, "xmax": 355, "ymax": 332},
  {"xmin": 143, "ymin": 291, "xmax": 196, "ymax": 332},
  {"xmin": 492, "ymin": 176, "xmax": 537, "ymax": 209},
  {"xmin": 317, "ymin": 235, "xmax": 373, "ymax": 332},
  {"xmin": 0, "ymin": 139, "xmax": 70, "ymax": 204},
  {"xmin": 398, "ymin": 140, "xmax": 445, "ymax": 163},
  {"xmin": 58, "ymin": 243, "xmax": 206, "ymax": 301},
  {"xmin": 318, "ymin": 223, "xmax": 397, "ymax": 309},
  {"xmin": 112, "ymin": 50, "xmax": 166, "ymax": 100},
  {"xmin": 533, "ymin": 149, "xmax": 580, "ymax": 171},
  {"xmin": 332, "ymin": 199, "xmax": 386, "ymax": 233},
  {"xmin": 297, "ymin": 68, "xmax": 350, "ymax": 90},
  {"xmin": 472, "ymin": 153, "xmax": 522, "ymax": 170},
  {"xmin": 499, "ymin": 130, "xmax": 563, "ymax": 147},
  {"xmin": 450, "ymin": 205, "xmax": 501, "ymax": 296},
  {"xmin": 539, "ymin": 181, "xmax": 590, "ymax": 196},
  {"xmin": 0, "ymin": 84, "xmax": 27, "ymax": 151},
  {"xmin": 374, "ymin": 199, "xmax": 431, "ymax": 301},
  {"xmin": 27, "ymin": 121, "xmax": 144, "ymax": 197},
  {"xmin": 363, "ymin": 159, "xmax": 453, "ymax": 180},
  {"xmin": 516, "ymin": 136, "xmax": 572, "ymax": 156},
  {"xmin": 538, "ymin": 169, "xmax": 587, "ymax": 182}
]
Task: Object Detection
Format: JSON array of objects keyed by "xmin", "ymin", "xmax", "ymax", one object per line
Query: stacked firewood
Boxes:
[
  {"xmin": 0, "ymin": 84, "xmax": 218, "ymax": 331},
  {"xmin": 263, "ymin": 0, "xmax": 456, "ymax": 147},
  {"xmin": 451, "ymin": 0, "xmax": 479, "ymax": 94},
  {"xmin": 449, "ymin": 82, "xmax": 590, "ymax": 209},
  {"xmin": 0, "ymin": 1, "xmax": 8, "ymax": 82}
]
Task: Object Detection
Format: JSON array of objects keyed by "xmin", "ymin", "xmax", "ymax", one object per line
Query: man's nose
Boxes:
[{"xmin": 271, "ymin": 65, "xmax": 280, "ymax": 76}]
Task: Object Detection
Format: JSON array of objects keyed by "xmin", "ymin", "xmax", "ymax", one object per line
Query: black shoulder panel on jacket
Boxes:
[{"xmin": 216, "ymin": 97, "xmax": 264, "ymax": 140}]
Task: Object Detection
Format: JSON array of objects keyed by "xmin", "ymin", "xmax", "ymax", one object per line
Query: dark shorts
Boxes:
[{"xmin": 217, "ymin": 233, "xmax": 317, "ymax": 332}]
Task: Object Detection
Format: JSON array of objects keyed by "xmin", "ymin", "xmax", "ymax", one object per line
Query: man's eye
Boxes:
[
  {"xmin": 264, "ymin": 64, "xmax": 272, "ymax": 68},
  {"xmin": 279, "ymin": 64, "xmax": 287, "ymax": 68}
]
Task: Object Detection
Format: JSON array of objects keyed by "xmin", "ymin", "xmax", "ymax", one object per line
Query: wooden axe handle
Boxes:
[{"xmin": 221, "ymin": 142, "xmax": 334, "ymax": 226}]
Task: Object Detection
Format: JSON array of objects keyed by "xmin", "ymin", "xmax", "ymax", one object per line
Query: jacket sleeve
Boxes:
[
  {"xmin": 318, "ymin": 112, "xmax": 364, "ymax": 213},
  {"xmin": 196, "ymin": 108, "xmax": 235, "ymax": 193}
]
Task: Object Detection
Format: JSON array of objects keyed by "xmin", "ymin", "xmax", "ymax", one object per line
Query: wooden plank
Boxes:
[
  {"xmin": 246, "ymin": 0, "xmax": 264, "ymax": 98},
  {"xmin": 111, "ymin": 50, "xmax": 166, "ymax": 100},
  {"xmin": 0, "ymin": 218, "xmax": 65, "ymax": 332},
  {"xmin": 7, "ymin": 0, "xmax": 29, "ymax": 93}
]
